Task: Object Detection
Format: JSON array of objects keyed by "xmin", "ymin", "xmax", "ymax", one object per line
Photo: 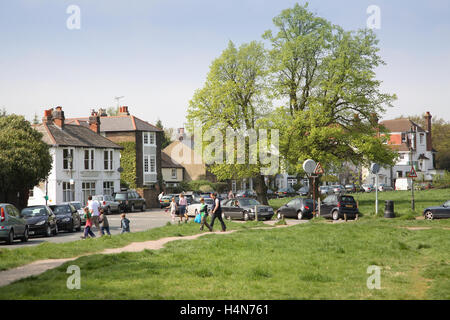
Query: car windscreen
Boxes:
[
  {"xmin": 93, "ymin": 196, "xmax": 103, "ymax": 201},
  {"xmin": 115, "ymin": 193, "xmax": 127, "ymax": 200},
  {"xmin": 340, "ymin": 196, "xmax": 355, "ymax": 203},
  {"xmin": 21, "ymin": 207, "xmax": 47, "ymax": 217},
  {"xmin": 71, "ymin": 203, "xmax": 82, "ymax": 210},
  {"xmin": 50, "ymin": 205, "xmax": 71, "ymax": 215},
  {"xmin": 239, "ymin": 198, "xmax": 260, "ymax": 206}
]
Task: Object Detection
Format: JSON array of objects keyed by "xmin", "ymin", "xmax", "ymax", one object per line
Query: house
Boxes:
[
  {"xmin": 363, "ymin": 112, "xmax": 438, "ymax": 187},
  {"xmin": 28, "ymin": 107, "xmax": 123, "ymax": 206},
  {"xmin": 161, "ymin": 153, "xmax": 184, "ymax": 188},
  {"xmin": 66, "ymin": 106, "xmax": 163, "ymax": 206}
]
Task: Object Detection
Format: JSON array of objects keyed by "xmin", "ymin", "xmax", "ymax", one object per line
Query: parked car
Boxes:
[
  {"xmin": 276, "ymin": 187, "xmax": 296, "ymax": 198},
  {"xmin": 114, "ymin": 190, "xmax": 146, "ymax": 212},
  {"xmin": 49, "ymin": 204, "xmax": 82, "ymax": 232},
  {"xmin": 0, "ymin": 203, "xmax": 29, "ymax": 244},
  {"xmin": 221, "ymin": 198, "xmax": 274, "ymax": 221},
  {"xmin": 266, "ymin": 189, "xmax": 277, "ymax": 199},
  {"xmin": 297, "ymin": 186, "xmax": 310, "ymax": 196},
  {"xmin": 276, "ymin": 197, "xmax": 317, "ymax": 220},
  {"xmin": 330, "ymin": 185, "xmax": 345, "ymax": 194},
  {"xmin": 159, "ymin": 195, "xmax": 172, "ymax": 208},
  {"xmin": 423, "ymin": 200, "xmax": 450, "ymax": 220},
  {"xmin": 319, "ymin": 186, "xmax": 333, "ymax": 195},
  {"xmin": 93, "ymin": 195, "xmax": 121, "ymax": 214},
  {"xmin": 378, "ymin": 184, "xmax": 394, "ymax": 192},
  {"xmin": 235, "ymin": 190, "xmax": 257, "ymax": 198},
  {"xmin": 186, "ymin": 198, "xmax": 215, "ymax": 217},
  {"xmin": 21, "ymin": 205, "xmax": 58, "ymax": 237},
  {"xmin": 64, "ymin": 201, "xmax": 86, "ymax": 224},
  {"xmin": 362, "ymin": 184, "xmax": 374, "ymax": 192},
  {"xmin": 319, "ymin": 194, "xmax": 359, "ymax": 221},
  {"xmin": 354, "ymin": 185, "xmax": 365, "ymax": 193},
  {"xmin": 344, "ymin": 184, "xmax": 357, "ymax": 193}
]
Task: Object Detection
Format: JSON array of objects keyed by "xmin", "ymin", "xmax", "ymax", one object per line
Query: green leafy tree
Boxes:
[
  {"xmin": 187, "ymin": 41, "xmax": 273, "ymax": 204},
  {"xmin": 155, "ymin": 119, "xmax": 173, "ymax": 149},
  {"xmin": 107, "ymin": 107, "xmax": 119, "ymax": 116},
  {"xmin": 263, "ymin": 3, "xmax": 397, "ymax": 191},
  {"xmin": 118, "ymin": 141, "xmax": 137, "ymax": 189},
  {"xmin": 0, "ymin": 114, "xmax": 52, "ymax": 207}
]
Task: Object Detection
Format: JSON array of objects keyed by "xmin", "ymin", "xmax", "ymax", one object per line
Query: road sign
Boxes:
[
  {"xmin": 303, "ymin": 159, "xmax": 317, "ymax": 175},
  {"xmin": 408, "ymin": 166, "xmax": 417, "ymax": 178},
  {"xmin": 314, "ymin": 162, "xmax": 324, "ymax": 175},
  {"xmin": 370, "ymin": 163, "xmax": 380, "ymax": 174}
]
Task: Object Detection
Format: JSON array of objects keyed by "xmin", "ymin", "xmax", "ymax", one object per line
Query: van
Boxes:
[{"xmin": 395, "ymin": 178, "xmax": 412, "ymax": 191}]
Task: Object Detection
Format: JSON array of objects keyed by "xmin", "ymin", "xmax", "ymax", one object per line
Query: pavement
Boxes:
[{"xmin": 0, "ymin": 208, "xmax": 172, "ymax": 249}]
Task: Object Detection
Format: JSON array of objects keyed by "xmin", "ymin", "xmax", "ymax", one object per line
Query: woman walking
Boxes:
[{"xmin": 178, "ymin": 193, "xmax": 188, "ymax": 223}]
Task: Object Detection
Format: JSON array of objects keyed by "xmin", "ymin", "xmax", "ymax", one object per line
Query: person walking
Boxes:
[
  {"xmin": 99, "ymin": 208, "xmax": 111, "ymax": 236},
  {"xmin": 87, "ymin": 195, "xmax": 101, "ymax": 235},
  {"xmin": 169, "ymin": 197, "xmax": 177, "ymax": 223},
  {"xmin": 120, "ymin": 213, "xmax": 130, "ymax": 234},
  {"xmin": 228, "ymin": 190, "xmax": 234, "ymax": 199},
  {"xmin": 178, "ymin": 193, "xmax": 188, "ymax": 223},
  {"xmin": 80, "ymin": 207, "xmax": 95, "ymax": 239},
  {"xmin": 158, "ymin": 191, "xmax": 165, "ymax": 201},
  {"xmin": 199, "ymin": 197, "xmax": 212, "ymax": 232},
  {"xmin": 210, "ymin": 192, "xmax": 226, "ymax": 232}
]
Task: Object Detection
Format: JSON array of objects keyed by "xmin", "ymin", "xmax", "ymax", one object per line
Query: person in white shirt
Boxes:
[
  {"xmin": 87, "ymin": 195, "xmax": 101, "ymax": 235},
  {"xmin": 158, "ymin": 191, "xmax": 165, "ymax": 201}
]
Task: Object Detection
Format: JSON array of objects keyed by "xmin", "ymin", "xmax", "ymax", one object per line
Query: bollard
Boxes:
[{"xmin": 384, "ymin": 200, "xmax": 395, "ymax": 218}]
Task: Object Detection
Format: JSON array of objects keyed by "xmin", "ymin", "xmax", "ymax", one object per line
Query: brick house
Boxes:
[
  {"xmin": 29, "ymin": 107, "xmax": 123, "ymax": 206},
  {"xmin": 66, "ymin": 106, "xmax": 163, "ymax": 207}
]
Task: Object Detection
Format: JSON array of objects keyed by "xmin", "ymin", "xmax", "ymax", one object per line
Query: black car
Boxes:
[
  {"xmin": 319, "ymin": 194, "xmax": 359, "ymax": 220},
  {"xmin": 276, "ymin": 187, "xmax": 296, "ymax": 198},
  {"xmin": 297, "ymin": 186, "xmax": 310, "ymax": 196},
  {"xmin": 423, "ymin": 200, "xmax": 450, "ymax": 220},
  {"xmin": 114, "ymin": 190, "xmax": 146, "ymax": 212},
  {"xmin": 221, "ymin": 197, "xmax": 274, "ymax": 221},
  {"xmin": 49, "ymin": 204, "xmax": 82, "ymax": 232},
  {"xmin": 235, "ymin": 190, "xmax": 257, "ymax": 199},
  {"xmin": 276, "ymin": 197, "xmax": 317, "ymax": 220},
  {"xmin": 21, "ymin": 205, "xmax": 58, "ymax": 237}
]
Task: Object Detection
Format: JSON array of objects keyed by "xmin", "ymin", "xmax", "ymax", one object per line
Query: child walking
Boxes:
[
  {"xmin": 170, "ymin": 197, "xmax": 177, "ymax": 223},
  {"xmin": 81, "ymin": 207, "xmax": 96, "ymax": 239},
  {"xmin": 120, "ymin": 213, "xmax": 130, "ymax": 234},
  {"xmin": 99, "ymin": 209, "xmax": 111, "ymax": 236}
]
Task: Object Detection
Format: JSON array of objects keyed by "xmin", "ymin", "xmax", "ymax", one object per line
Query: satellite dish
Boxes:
[
  {"xmin": 117, "ymin": 167, "xmax": 124, "ymax": 173},
  {"xmin": 370, "ymin": 163, "xmax": 380, "ymax": 174},
  {"xmin": 303, "ymin": 159, "xmax": 317, "ymax": 174}
]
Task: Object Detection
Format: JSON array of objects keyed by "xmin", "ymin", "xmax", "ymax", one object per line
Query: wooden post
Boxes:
[{"xmin": 255, "ymin": 205, "xmax": 258, "ymax": 221}]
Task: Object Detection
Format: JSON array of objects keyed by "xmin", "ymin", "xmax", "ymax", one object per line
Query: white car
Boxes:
[
  {"xmin": 186, "ymin": 198, "xmax": 215, "ymax": 217},
  {"xmin": 362, "ymin": 184, "xmax": 374, "ymax": 192}
]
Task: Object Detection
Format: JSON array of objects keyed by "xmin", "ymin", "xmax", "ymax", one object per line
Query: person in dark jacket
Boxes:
[
  {"xmin": 199, "ymin": 198, "xmax": 212, "ymax": 232},
  {"xmin": 99, "ymin": 209, "xmax": 111, "ymax": 236},
  {"xmin": 120, "ymin": 213, "xmax": 130, "ymax": 234},
  {"xmin": 210, "ymin": 192, "xmax": 226, "ymax": 232}
]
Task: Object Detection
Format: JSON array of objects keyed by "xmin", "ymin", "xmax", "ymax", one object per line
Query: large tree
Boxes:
[
  {"xmin": 0, "ymin": 114, "xmax": 52, "ymax": 208},
  {"xmin": 263, "ymin": 3, "xmax": 398, "ymax": 190},
  {"xmin": 187, "ymin": 41, "xmax": 274, "ymax": 204}
]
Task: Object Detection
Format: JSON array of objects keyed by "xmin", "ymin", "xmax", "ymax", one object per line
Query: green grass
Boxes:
[
  {"xmin": 0, "ymin": 220, "xmax": 269, "ymax": 271},
  {"xmin": 1, "ymin": 218, "xmax": 449, "ymax": 299}
]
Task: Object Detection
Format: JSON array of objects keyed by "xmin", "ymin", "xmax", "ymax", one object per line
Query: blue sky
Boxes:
[{"xmin": 1, "ymin": 0, "xmax": 449, "ymax": 129}]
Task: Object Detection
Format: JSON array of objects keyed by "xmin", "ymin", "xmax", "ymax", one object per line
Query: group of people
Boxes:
[{"xmin": 80, "ymin": 195, "xmax": 130, "ymax": 239}]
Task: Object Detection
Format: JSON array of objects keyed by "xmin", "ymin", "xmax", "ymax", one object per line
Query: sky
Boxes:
[{"xmin": 0, "ymin": 0, "xmax": 449, "ymax": 129}]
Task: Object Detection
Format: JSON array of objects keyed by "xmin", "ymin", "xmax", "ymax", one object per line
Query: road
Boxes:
[{"xmin": 1, "ymin": 209, "xmax": 172, "ymax": 249}]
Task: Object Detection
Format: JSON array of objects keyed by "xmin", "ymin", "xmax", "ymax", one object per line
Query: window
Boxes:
[
  {"xmin": 103, "ymin": 181, "xmax": 114, "ymax": 196},
  {"xmin": 171, "ymin": 168, "xmax": 177, "ymax": 179},
  {"xmin": 63, "ymin": 182, "xmax": 75, "ymax": 202},
  {"xmin": 84, "ymin": 149, "xmax": 95, "ymax": 170},
  {"xmin": 144, "ymin": 155, "xmax": 149, "ymax": 173},
  {"xmin": 150, "ymin": 155, "xmax": 156, "ymax": 173},
  {"xmin": 82, "ymin": 182, "xmax": 96, "ymax": 205},
  {"xmin": 63, "ymin": 148, "xmax": 74, "ymax": 170},
  {"xmin": 104, "ymin": 150, "xmax": 113, "ymax": 170},
  {"xmin": 143, "ymin": 132, "xmax": 156, "ymax": 145}
]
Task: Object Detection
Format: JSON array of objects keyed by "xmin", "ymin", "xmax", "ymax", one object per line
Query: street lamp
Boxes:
[{"xmin": 405, "ymin": 126, "xmax": 416, "ymax": 211}]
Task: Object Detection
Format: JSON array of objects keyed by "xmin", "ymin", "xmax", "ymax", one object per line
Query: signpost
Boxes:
[
  {"xmin": 302, "ymin": 159, "xmax": 324, "ymax": 217},
  {"xmin": 408, "ymin": 166, "xmax": 417, "ymax": 211},
  {"xmin": 370, "ymin": 163, "xmax": 380, "ymax": 215}
]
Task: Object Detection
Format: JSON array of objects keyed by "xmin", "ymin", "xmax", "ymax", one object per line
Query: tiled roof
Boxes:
[
  {"xmin": 35, "ymin": 123, "xmax": 123, "ymax": 149},
  {"xmin": 387, "ymin": 143, "xmax": 410, "ymax": 152},
  {"xmin": 66, "ymin": 115, "xmax": 162, "ymax": 132},
  {"xmin": 161, "ymin": 152, "xmax": 183, "ymax": 168},
  {"xmin": 380, "ymin": 119, "xmax": 426, "ymax": 133}
]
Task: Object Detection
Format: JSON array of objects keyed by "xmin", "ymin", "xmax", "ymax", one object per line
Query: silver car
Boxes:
[
  {"xmin": 63, "ymin": 201, "xmax": 86, "ymax": 224},
  {"xmin": 92, "ymin": 195, "xmax": 121, "ymax": 214}
]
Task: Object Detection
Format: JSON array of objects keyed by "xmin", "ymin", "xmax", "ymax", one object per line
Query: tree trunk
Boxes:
[{"xmin": 254, "ymin": 174, "xmax": 269, "ymax": 205}]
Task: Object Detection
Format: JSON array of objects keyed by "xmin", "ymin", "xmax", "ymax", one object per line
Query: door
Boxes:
[
  {"xmin": 283, "ymin": 199, "xmax": 297, "ymax": 217},
  {"xmin": 7, "ymin": 205, "xmax": 25, "ymax": 234},
  {"xmin": 320, "ymin": 196, "xmax": 335, "ymax": 217},
  {"xmin": 221, "ymin": 200, "xmax": 231, "ymax": 219}
]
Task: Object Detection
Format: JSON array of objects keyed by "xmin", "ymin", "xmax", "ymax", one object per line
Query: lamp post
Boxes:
[{"xmin": 406, "ymin": 127, "xmax": 416, "ymax": 211}]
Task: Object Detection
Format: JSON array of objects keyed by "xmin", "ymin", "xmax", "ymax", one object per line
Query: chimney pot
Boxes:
[
  {"xmin": 118, "ymin": 106, "xmax": 130, "ymax": 116},
  {"xmin": 52, "ymin": 107, "xmax": 65, "ymax": 129}
]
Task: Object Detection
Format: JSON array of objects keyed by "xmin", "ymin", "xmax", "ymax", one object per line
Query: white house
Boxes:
[{"xmin": 28, "ymin": 107, "xmax": 123, "ymax": 206}]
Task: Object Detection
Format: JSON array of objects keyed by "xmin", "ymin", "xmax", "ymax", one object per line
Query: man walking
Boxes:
[
  {"xmin": 210, "ymin": 192, "xmax": 226, "ymax": 232},
  {"xmin": 87, "ymin": 195, "xmax": 101, "ymax": 235}
]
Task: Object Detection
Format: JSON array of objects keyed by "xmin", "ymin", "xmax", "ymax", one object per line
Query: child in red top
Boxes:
[{"xmin": 81, "ymin": 207, "xmax": 96, "ymax": 239}]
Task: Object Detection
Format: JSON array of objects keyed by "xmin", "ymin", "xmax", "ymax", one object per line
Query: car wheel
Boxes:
[
  {"xmin": 332, "ymin": 210, "xmax": 339, "ymax": 221},
  {"xmin": 6, "ymin": 229, "xmax": 14, "ymax": 245},
  {"xmin": 45, "ymin": 224, "xmax": 52, "ymax": 237},
  {"xmin": 141, "ymin": 203, "xmax": 146, "ymax": 212},
  {"xmin": 21, "ymin": 228, "xmax": 29, "ymax": 242},
  {"xmin": 424, "ymin": 210, "xmax": 433, "ymax": 220},
  {"xmin": 297, "ymin": 211, "xmax": 303, "ymax": 220},
  {"xmin": 243, "ymin": 211, "xmax": 250, "ymax": 221}
]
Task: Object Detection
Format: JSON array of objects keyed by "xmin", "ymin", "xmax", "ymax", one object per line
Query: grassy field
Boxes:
[
  {"xmin": 269, "ymin": 188, "xmax": 450, "ymax": 218},
  {"xmin": 0, "ymin": 218, "xmax": 448, "ymax": 299}
]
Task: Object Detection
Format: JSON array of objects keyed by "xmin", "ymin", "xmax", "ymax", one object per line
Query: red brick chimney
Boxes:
[
  {"xmin": 52, "ymin": 106, "xmax": 65, "ymax": 129},
  {"xmin": 89, "ymin": 110, "xmax": 101, "ymax": 134},
  {"xmin": 42, "ymin": 108, "xmax": 54, "ymax": 124},
  {"xmin": 118, "ymin": 106, "xmax": 130, "ymax": 116},
  {"xmin": 425, "ymin": 111, "xmax": 432, "ymax": 151}
]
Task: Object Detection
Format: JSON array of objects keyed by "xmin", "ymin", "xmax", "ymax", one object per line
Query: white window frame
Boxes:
[
  {"xmin": 150, "ymin": 155, "xmax": 156, "ymax": 173},
  {"xmin": 171, "ymin": 168, "xmax": 177, "ymax": 179},
  {"xmin": 144, "ymin": 155, "xmax": 149, "ymax": 173},
  {"xmin": 63, "ymin": 181, "xmax": 75, "ymax": 202},
  {"xmin": 104, "ymin": 149, "xmax": 114, "ymax": 171},
  {"xmin": 63, "ymin": 148, "xmax": 74, "ymax": 170},
  {"xmin": 82, "ymin": 182, "xmax": 96, "ymax": 205},
  {"xmin": 103, "ymin": 181, "xmax": 114, "ymax": 196},
  {"xmin": 84, "ymin": 149, "xmax": 95, "ymax": 170},
  {"xmin": 143, "ymin": 132, "xmax": 156, "ymax": 146}
]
